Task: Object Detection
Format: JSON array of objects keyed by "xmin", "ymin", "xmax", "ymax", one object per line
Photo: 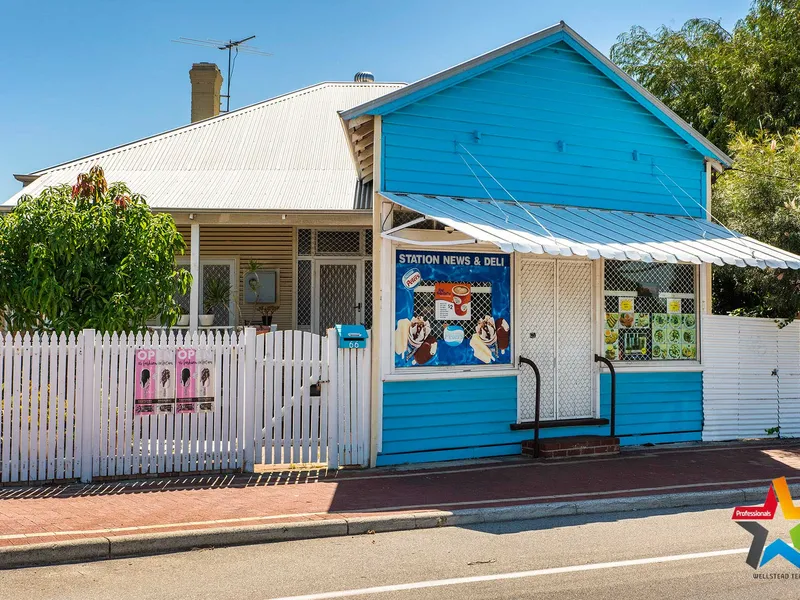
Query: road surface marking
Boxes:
[{"xmin": 267, "ymin": 548, "xmax": 749, "ymax": 600}]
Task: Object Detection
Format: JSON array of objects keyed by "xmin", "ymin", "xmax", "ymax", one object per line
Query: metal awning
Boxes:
[{"xmin": 381, "ymin": 192, "xmax": 800, "ymax": 269}]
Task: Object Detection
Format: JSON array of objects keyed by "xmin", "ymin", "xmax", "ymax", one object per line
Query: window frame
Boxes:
[
  {"xmin": 389, "ymin": 245, "xmax": 516, "ymax": 376},
  {"xmin": 599, "ymin": 259, "xmax": 702, "ymax": 370},
  {"xmin": 176, "ymin": 257, "xmax": 238, "ymax": 327}
]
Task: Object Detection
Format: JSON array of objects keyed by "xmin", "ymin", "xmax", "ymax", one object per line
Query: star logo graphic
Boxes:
[{"xmin": 733, "ymin": 477, "xmax": 800, "ymax": 569}]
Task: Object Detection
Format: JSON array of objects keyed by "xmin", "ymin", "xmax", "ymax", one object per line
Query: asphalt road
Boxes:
[{"xmin": 3, "ymin": 505, "xmax": 800, "ymax": 599}]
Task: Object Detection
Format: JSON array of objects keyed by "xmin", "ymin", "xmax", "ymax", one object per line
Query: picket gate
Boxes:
[{"xmin": 0, "ymin": 327, "xmax": 370, "ymax": 484}]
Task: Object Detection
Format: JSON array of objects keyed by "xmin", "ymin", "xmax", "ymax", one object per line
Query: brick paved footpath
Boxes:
[{"xmin": 0, "ymin": 441, "xmax": 797, "ymax": 549}]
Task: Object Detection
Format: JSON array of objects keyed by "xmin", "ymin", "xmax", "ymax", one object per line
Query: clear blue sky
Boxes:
[{"xmin": 0, "ymin": 0, "xmax": 751, "ymax": 201}]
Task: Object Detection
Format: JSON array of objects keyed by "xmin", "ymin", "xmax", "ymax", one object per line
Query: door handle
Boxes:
[{"xmin": 354, "ymin": 302, "xmax": 362, "ymax": 312}]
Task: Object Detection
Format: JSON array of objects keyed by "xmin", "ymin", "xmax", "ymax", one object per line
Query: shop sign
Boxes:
[{"xmin": 394, "ymin": 250, "xmax": 511, "ymax": 368}]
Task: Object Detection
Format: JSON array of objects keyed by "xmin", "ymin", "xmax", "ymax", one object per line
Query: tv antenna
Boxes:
[{"xmin": 172, "ymin": 35, "xmax": 272, "ymax": 112}]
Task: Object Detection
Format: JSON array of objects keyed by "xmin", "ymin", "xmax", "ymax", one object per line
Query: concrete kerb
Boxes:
[{"xmin": 3, "ymin": 483, "xmax": 797, "ymax": 569}]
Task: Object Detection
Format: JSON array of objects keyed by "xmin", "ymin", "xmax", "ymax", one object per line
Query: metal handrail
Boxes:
[
  {"xmin": 518, "ymin": 356, "xmax": 541, "ymax": 457},
  {"xmin": 594, "ymin": 354, "xmax": 617, "ymax": 438}
]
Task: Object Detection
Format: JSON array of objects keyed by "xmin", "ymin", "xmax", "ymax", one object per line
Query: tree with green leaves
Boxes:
[
  {"xmin": 0, "ymin": 166, "xmax": 191, "ymax": 333},
  {"xmin": 611, "ymin": 0, "xmax": 800, "ymax": 152},
  {"xmin": 612, "ymin": 1, "xmax": 800, "ymax": 320},
  {"xmin": 713, "ymin": 130, "xmax": 800, "ymax": 319}
]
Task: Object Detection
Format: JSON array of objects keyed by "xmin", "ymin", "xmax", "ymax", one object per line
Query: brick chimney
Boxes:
[{"xmin": 189, "ymin": 63, "xmax": 222, "ymax": 123}]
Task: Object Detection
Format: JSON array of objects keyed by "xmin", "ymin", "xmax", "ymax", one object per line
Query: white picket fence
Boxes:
[
  {"xmin": 703, "ymin": 315, "xmax": 800, "ymax": 441},
  {"xmin": 0, "ymin": 328, "xmax": 370, "ymax": 484}
]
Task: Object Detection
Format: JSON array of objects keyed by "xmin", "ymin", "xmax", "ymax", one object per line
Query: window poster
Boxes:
[
  {"xmin": 134, "ymin": 348, "xmax": 176, "ymax": 416},
  {"xmin": 394, "ymin": 250, "xmax": 511, "ymax": 368}
]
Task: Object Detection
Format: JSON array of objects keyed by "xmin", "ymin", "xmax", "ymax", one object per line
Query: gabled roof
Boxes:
[
  {"xmin": 341, "ymin": 22, "xmax": 731, "ymax": 167},
  {"xmin": 5, "ymin": 82, "xmax": 405, "ymax": 211}
]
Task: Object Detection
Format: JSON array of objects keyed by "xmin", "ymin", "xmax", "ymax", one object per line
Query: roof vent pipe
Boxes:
[{"xmin": 354, "ymin": 71, "xmax": 375, "ymax": 83}]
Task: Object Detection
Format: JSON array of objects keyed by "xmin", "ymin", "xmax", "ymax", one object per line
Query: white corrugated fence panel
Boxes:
[{"xmin": 702, "ymin": 315, "xmax": 800, "ymax": 442}]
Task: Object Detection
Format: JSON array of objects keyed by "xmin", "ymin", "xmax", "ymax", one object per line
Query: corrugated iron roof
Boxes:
[
  {"xmin": 5, "ymin": 82, "xmax": 405, "ymax": 211},
  {"xmin": 382, "ymin": 192, "xmax": 800, "ymax": 269}
]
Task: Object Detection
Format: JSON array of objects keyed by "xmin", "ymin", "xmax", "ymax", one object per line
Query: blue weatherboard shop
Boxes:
[{"xmin": 337, "ymin": 22, "xmax": 800, "ymax": 467}]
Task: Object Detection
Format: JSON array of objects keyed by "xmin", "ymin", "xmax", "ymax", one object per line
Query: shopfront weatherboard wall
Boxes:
[{"xmin": 377, "ymin": 372, "xmax": 702, "ymax": 466}]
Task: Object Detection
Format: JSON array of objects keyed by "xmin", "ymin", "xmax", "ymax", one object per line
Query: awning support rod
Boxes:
[
  {"xmin": 380, "ymin": 232, "xmax": 479, "ymax": 246},
  {"xmin": 382, "ymin": 215, "xmax": 427, "ymax": 236}
]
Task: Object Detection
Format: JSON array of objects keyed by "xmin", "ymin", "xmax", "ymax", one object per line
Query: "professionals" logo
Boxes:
[{"xmin": 733, "ymin": 476, "xmax": 800, "ymax": 569}]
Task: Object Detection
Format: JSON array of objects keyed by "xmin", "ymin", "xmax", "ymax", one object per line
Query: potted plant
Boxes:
[
  {"xmin": 177, "ymin": 306, "xmax": 190, "ymax": 327},
  {"xmin": 256, "ymin": 303, "xmax": 279, "ymax": 326},
  {"xmin": 201, "ymin": 278, "xmax": 231, "ymax": 327}
]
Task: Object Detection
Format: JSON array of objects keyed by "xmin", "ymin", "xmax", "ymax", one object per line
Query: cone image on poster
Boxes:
[{"xmin": 134, "ymin": 348, "xmax": 176, "ymax": 416}]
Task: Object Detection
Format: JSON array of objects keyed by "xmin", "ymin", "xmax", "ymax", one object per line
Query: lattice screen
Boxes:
[
  {"xmin": 316, "ymin": 230, "xmax": 361, "ymax": 255},
  {"xmin": 603, "ymin": 261, "xmax": 697, "ymax": 362},
  {"xmin": 557, "ymin": 261, "xmax": 593, "ymax": 418},
  {"xmin": 296, "ymin": 260, "xmax": 312, "ymax": 330},
  {"xmin": 318, "ymin": 264, "xmax": 358, "ymax": 332},
  {"xmin": 296, "ymin": 229, "xmax": 372, "ymax": 333},
  {"xmin": 298, "ymin": 229, "xmax": 312, "ymax": 255},
  {"xmin": 364, "ymin": 260, "xmax": 373, "ymax": 329},
  {"xmin": 518, "ymin": 260, "xmax": 556, "ymax": 421},
  {"xmin": 202, "ymin": 264, "xmax": 232, "ymax": 326},
  {"xmin": 411, "ymin": 280, "xmax": 493, "ymax": 339}
]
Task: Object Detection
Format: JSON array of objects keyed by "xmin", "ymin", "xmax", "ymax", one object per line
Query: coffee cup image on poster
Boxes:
[
  {"xmin": 134, "ymin": 348, "xmax": 176, "ymax": 415},
  {"xmin": 394, "ymin": 250, "xmax": 511, "ymax": 367}
]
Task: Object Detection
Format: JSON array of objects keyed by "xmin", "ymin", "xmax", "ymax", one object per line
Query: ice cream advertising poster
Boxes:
[
  {"xmin": 395, "ymin": 250, "xmax": 511, "ymax": 368},
  {"xmin": 134, "ymin": 348, "xmax": 176, "ymax": 416},
  {"xmin": 175, "ymin": 348, "xmax": 215, "ymax": 414}
]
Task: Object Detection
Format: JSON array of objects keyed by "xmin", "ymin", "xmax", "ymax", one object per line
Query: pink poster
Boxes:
[
  {"xmin": 175, "ymin": 347, "xmax": 215, "ymax": 414},
  {"xmin": 134, "ymin": 348, "xmax": 176, "ymax": 416}
]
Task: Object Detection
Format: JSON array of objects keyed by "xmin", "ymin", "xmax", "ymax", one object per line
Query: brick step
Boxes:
[{"xmin": 522, "ymin": 435, "xmax": 620, "ymax": 459}]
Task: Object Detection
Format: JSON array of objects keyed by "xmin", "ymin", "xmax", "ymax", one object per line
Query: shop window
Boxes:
[
  {"xmin": 394, "ymin": 250, "xmax": 512, "ymax": 368},
  {"xmin": 603, "ymin": 261, "xmax": 697, "ymax": 362}
]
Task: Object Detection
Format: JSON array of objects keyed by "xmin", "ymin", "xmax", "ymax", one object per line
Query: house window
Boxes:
[
  {"xmin": 603, "ymin": 261, "xmax": 697, "ymax": 362},
  {"xmin": 175, "ymin": 259, "xmax": 237, "ymax": 327}
]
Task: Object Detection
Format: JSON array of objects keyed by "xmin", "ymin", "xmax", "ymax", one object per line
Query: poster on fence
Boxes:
[
  {"xmin": 134, "ymin": 348, "xmax": 176, "ymax": 416},
  {"xmin": 175, "ymin": 347, "xmax": 216, "ymax": 414}
]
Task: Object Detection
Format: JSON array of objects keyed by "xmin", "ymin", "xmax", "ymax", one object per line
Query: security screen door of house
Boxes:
[
  {"xmin": 314, "ymin": 259, "xmax": 364, "ymax": 334},
  {"xmin": 297, "ymin": 229, "xmax": 372, "ymax": 334},
  {"xmin": 518, "ymin": 258, "xmax": 594, "ymax": 421}
]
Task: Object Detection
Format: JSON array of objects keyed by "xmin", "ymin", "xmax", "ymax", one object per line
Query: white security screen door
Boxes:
[
  {"xmin": 314, "ymin": 260, "xmax": 364, "ymax": 334},
  {"xmin": 518, "ymin": 258, "xmax": 594, "ymax": 421}
]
